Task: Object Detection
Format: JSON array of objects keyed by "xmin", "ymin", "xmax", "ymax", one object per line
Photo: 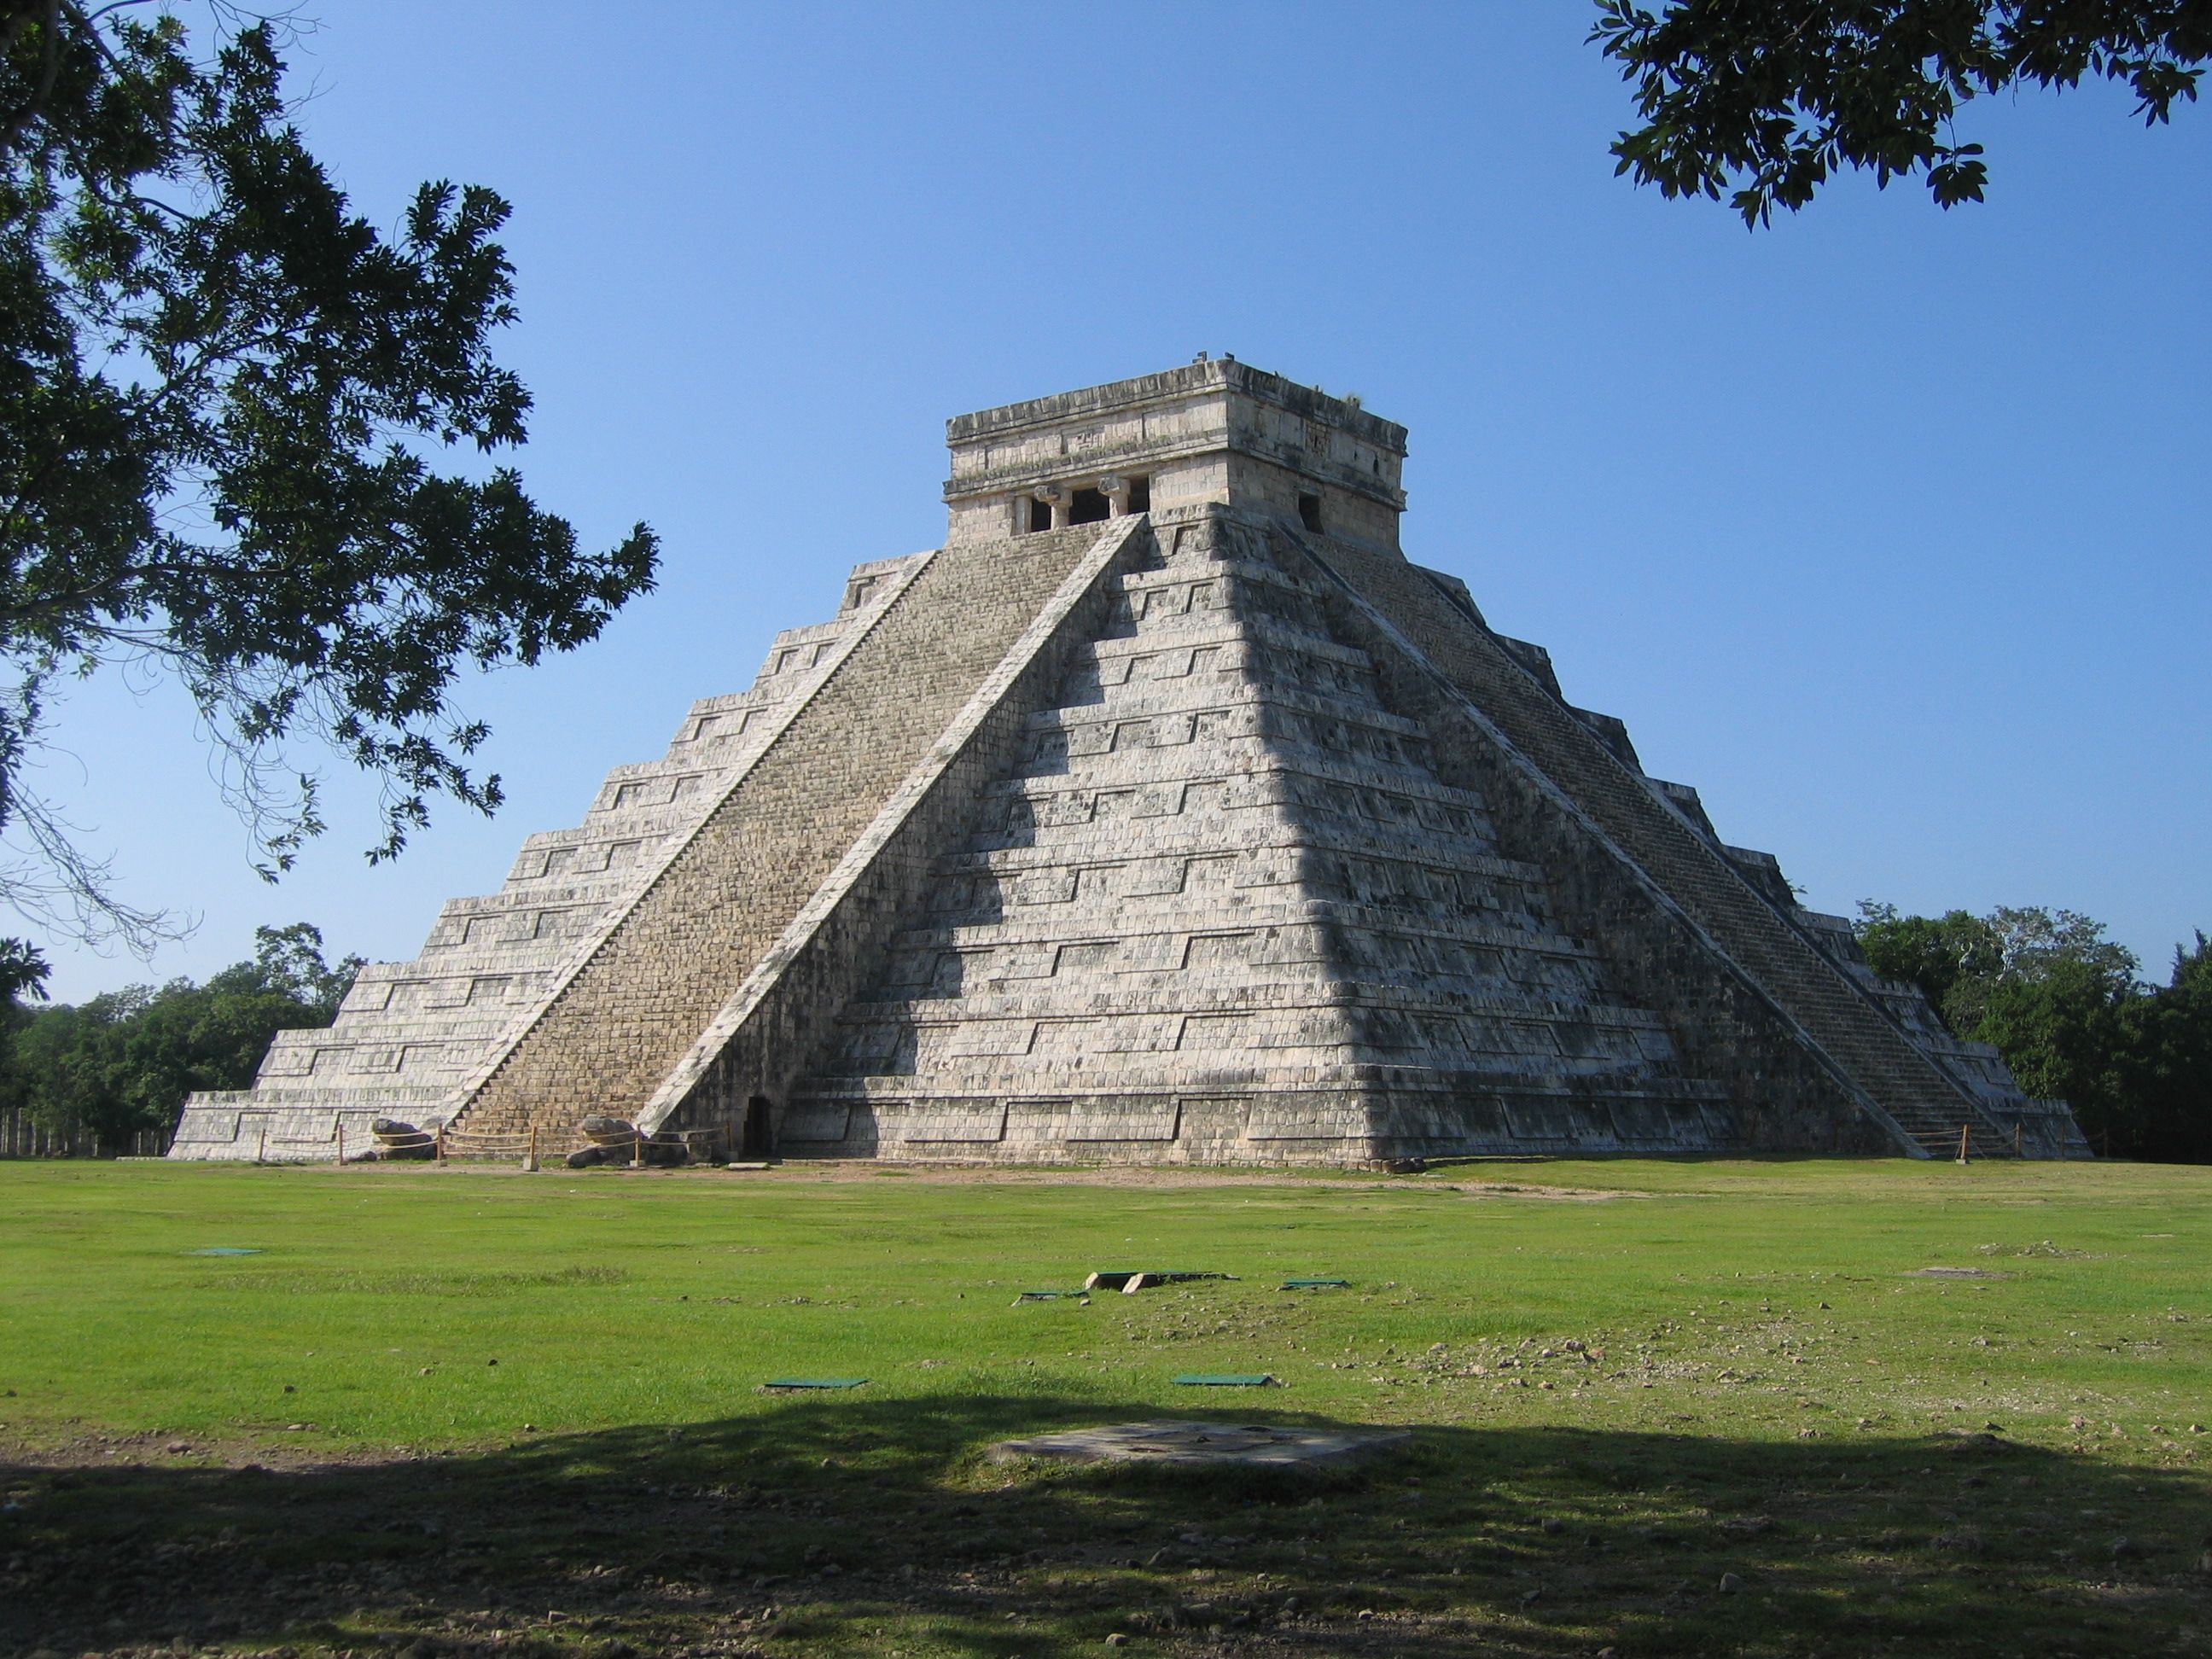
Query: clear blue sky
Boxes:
[{"xmin": 32, "ymin": 2, "xmax": 2209, "ymax": 1002}]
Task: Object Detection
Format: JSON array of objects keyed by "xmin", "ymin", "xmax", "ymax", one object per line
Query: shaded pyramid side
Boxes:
[
  {"xmin": 1480, "ymin": 631, "xmax": 2085, "ymax": 1157},
  {"xmin": 1287, "ymin": 524, "xmax": 2085, "ymax": 1157},
  {"xmin": 777, "ymin": 506, "xmax": 1727, "ymax": 1163},
  {"xmin": 167, "ymin": 554, "xmax": 928, "ymax": 1161}
]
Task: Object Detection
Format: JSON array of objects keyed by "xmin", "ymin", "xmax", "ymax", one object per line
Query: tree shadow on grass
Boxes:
[{"xmin": 3, "ymin": 1395, "xmax": 2207, "ymax": 1657}]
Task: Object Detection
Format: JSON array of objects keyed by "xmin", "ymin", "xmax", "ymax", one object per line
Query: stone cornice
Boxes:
[
  {"xmin": 943, "ymin": 424, "xmax": 1408, "ymax": 510},
  {"xmin": 946, "ymin": 359, "xmax": 1409, "ymax": 453}
]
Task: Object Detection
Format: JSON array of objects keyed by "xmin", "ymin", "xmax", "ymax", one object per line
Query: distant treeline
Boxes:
[
  {"xmin": 0, "ymin": 925, "xmax": 359, "ymax": 1153},
  {"xmin": 1855, "ymin": 904, "xmax": 2210, "ymax": 1162}
]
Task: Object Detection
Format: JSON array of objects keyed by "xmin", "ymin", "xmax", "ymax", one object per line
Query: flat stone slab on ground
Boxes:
[{"xmin": 987, "ymin": 1419, "xmax": 1411, "ymax": 1469}]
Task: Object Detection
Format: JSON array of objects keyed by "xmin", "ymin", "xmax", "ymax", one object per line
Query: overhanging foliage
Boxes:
[{"xmin": 1, "ymin": 2, "xmax": 657, "ymax": 948}]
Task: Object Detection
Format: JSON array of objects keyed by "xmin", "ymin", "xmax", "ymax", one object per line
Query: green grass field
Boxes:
[{"xmin": 3, "ymin": 1156, "xmax": 2209, "ymax": 1656}]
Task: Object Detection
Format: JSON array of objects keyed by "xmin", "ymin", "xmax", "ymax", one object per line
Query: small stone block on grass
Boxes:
[
  {"xmin": 988, "ymin": 1419, "xmax": 1408, "ymax": 1468},
  {"xmin": 1085, "ymin": 1270, "xmax": 1234, "ymax": 1293},
  {"xmin": 1280, "ymin": 1277, "xmax": 1348, "ymax": 1289}
]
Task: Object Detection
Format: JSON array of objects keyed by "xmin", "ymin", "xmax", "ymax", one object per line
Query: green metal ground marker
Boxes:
[
  {"xmin": 1280, "ymin": 1277, "xmax": 1348, "ymax": 1289},
  {"xmin": 189, "ymin": 1248, "xmax": 262, "ymax": 1256},
  {"xmin": 761, "ymin": 1377, "xmax": 868, "ymax": 1392},
  {"xmin": 1172, "ymin": 1373, "xmax": 1278, "ymax": 1388},
  {"xmin": 1015, "ymin": 1289, "xmax": 1091, "ymax": 1303}
]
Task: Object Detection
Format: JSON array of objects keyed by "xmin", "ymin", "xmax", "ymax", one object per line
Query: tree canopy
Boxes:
[
  {"xmin": 0, "ymin": 2, "xmax": 656, "ymax": 951},
  {"xmin": 1592, "ymin": 2, "xmax": 2209, "ymax": 224}
]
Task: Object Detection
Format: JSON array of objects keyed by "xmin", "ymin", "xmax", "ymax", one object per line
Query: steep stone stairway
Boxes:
[
  {"xmin": 445, "ymin": 521, "xmax": 1127, "ymax": 1149},
  {"xmin": 1301, "ymin": 533, "xmax": 2011, "ymax": 1158}
]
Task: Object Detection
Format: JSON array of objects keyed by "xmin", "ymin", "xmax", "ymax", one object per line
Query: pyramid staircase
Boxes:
[
  {"xmin": 440, "ymin": 516, "xmax": 1140, "ymax": 1149},
  {"xmin": 163, "ymin": 551, "xmax": 932, "ymax": 1161}
]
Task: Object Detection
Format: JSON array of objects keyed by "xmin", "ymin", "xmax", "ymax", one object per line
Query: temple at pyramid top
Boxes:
[
  {"xmin": 172, "ymin": 361, "xmax": 2089, "ymax": 1166},
  {"xmin": 943, "ymin": 358, "xmax": 1408, "ymax": 551}
]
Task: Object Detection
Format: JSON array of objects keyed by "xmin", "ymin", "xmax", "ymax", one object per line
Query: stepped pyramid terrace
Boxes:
[{"xmin": 171, "ymin": 360, "xmax": 2089, "ymax": 1165}]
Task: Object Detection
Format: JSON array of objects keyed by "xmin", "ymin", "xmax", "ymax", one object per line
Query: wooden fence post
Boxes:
[
  {"xmin": 1956, "ymin": 1123, "xmax": 1970, "ymax": 1165},
  {"xmin": 255, "ymin": 1123, "xmax": 268, "ymax": 1165},
  {"xmin": 524, "ymin": 1125, "xmax": 538, "ymax": 1173},
  {"xmin": 435, "ymin": 1125, "xmax": 446, "ymax": 1165}
]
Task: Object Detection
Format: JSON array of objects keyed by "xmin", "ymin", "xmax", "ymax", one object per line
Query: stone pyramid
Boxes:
[{"xmin": 172, "ymin": 361, "xmax": 2088, "ymax": 1163}]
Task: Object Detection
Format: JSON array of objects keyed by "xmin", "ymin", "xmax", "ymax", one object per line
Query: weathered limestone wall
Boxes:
[{"xmin": 1225, "ymin": 452, "xmax": 1403, "ymax": 555}]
